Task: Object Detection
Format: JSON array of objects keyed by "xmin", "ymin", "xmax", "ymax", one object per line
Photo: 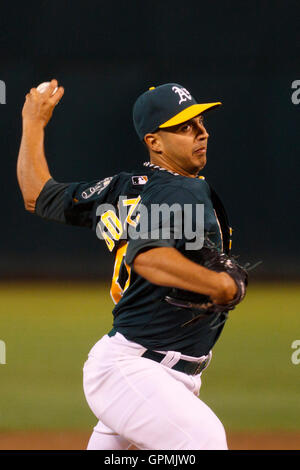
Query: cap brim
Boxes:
[{"xmin": 159, "ymin": 102, "xmax": 222, "ymax": 128}]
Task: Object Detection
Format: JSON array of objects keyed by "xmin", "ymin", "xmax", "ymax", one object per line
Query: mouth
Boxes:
[{"xmin": 193, "ymin": 147, "xmax": 206, "ymax": 155}]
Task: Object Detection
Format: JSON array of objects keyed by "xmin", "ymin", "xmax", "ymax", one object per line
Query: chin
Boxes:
[
  {"xmin": 192, "ymin": 155, "xmax": 206, "ymax": 172},
  {"xmin": 199, "ymin": 161, "xmax": 206, "ymax": 171}
]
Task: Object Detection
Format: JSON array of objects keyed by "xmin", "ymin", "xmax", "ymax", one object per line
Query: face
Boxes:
[{"xmin": 145, "ymin": 115, "xmax": 209, "ymax": 177}]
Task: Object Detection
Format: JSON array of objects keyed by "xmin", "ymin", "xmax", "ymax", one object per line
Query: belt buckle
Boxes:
[
  {"xmin": 183, "ymin": 357, "xmax": 207, "ymax": 375},
  {"xmin": 191, "ymin": 354, "xmax": 211, "ymax": 375},
  {"xmin": 193, "ymin": 359, "xmax": 207, "ymax": 375}
]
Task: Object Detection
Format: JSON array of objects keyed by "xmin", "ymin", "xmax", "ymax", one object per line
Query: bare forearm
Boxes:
[
  {"xmin": 17, "ymin": 80, "xmax": 64, "ymax": 212},
  {"xmin": 17, "ymin": 121, "xmax": 51, "ymax": 212},
  {"xmin": 133, "ymin": 247, "xmax": 237, "ymax": 304}
]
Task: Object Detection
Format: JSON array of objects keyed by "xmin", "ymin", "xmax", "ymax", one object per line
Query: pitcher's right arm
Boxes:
[{"xmin": 17, "ymin": 79, "xmax": 64, "ymax": 212}]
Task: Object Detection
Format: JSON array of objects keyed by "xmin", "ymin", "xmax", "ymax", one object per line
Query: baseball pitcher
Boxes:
[{"xmin": 17, "ymin": 80, "xmax": 247, "ymax": 450}]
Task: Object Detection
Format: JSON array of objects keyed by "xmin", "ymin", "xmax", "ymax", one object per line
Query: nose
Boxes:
[{"xmin": 195, "ymin": 122, "xmax": 209, "ymax": 140}]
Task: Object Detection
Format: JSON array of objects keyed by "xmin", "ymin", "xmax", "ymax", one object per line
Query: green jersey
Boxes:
[{"xmin": 35, "ymin": 164, "xmax": 232, "ymax": 356}]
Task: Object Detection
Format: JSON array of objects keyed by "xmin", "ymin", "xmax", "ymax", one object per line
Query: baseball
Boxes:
[{"xmin": 36, "ymin": 82, "xmax": 58, "ymax": 95}]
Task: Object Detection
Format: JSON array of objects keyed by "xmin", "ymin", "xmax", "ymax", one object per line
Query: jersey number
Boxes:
[
  {"xmin": 99, "ymin": 197, "xmax": 140, "ymax": 304},
  {"xmin": 99, "ymin": 196, "xmax": 140, "ymax": 252},
  {"xmin": 110, "ymin": 242, "xmax": 131, "ymax": 304}
]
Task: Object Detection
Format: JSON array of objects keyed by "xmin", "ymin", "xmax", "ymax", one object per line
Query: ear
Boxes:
[{"xmin": 144, "ymin": 133, "xmax": 162, "ymax": 153}]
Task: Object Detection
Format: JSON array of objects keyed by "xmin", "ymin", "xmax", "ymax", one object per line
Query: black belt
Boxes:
[
  {"xmin": 107, "ymin": 329, "xmax": 210, "ymax": 375},
  {"xmin": 142, "ymin": 349, "xmax": 210, "ymax": 376}
]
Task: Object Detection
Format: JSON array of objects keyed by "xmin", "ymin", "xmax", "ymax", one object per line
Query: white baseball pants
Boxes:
[{"xmin": 83, "ymin": 332, "xmax": 227, "ymax": 450}]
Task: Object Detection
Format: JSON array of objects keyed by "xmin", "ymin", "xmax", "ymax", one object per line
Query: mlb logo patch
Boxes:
[{"xmin": 132, "ymin": 175, "xmax": 148, "ymax": 185}]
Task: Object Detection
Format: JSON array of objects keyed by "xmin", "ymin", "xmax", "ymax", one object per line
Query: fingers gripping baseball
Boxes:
[{"xmin": 22, "ymin": 79, "xmax": 64, "ymax": 127}]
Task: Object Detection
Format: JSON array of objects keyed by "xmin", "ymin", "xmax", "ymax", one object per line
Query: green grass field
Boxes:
[{"xmin": 0, "ymin": 281, "xmax": 299, "ymax": 432}]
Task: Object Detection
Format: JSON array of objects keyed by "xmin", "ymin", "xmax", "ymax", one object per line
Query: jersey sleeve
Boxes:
[
  {"xmin": 35, "ymin": 175, "xmax": 116, "ymax": 228},
  {"xmin": 125, "ymin": 183, "xmax": 201, "ymax": 266},
  {"xmin": 35, "ymin": 178, "xmax": 69, "ymax": 224}
]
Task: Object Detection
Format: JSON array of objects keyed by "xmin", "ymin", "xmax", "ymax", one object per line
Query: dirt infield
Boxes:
[{"xmin": 0, "ymin": 431, "xmax": 299, "ymax": 450}]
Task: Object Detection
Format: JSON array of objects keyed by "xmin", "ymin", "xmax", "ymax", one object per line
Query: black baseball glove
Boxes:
[{"xmin": 165, "ymin": 245, "xmax": 248, "ymax": 326}]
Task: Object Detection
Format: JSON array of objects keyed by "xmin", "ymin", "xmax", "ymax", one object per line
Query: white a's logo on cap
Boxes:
[{"xmin": 172, "ymin": 86, "xmax": 192, "ymax": 105}]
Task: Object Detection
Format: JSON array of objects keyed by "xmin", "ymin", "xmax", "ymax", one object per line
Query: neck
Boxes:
[{"xmin": 150, "ymin": 155, "xmax": 198, "ymax": 178}]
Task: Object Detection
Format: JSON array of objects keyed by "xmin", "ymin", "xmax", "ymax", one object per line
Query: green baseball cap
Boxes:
[{"xmin": 133, "ymin": 83, "xmax": 221, "ymax": 141}]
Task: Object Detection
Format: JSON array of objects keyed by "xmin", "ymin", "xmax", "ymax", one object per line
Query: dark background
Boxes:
[{"xmin": 0, "ymin": 0, "xmax": 299, "ymax": 280}]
